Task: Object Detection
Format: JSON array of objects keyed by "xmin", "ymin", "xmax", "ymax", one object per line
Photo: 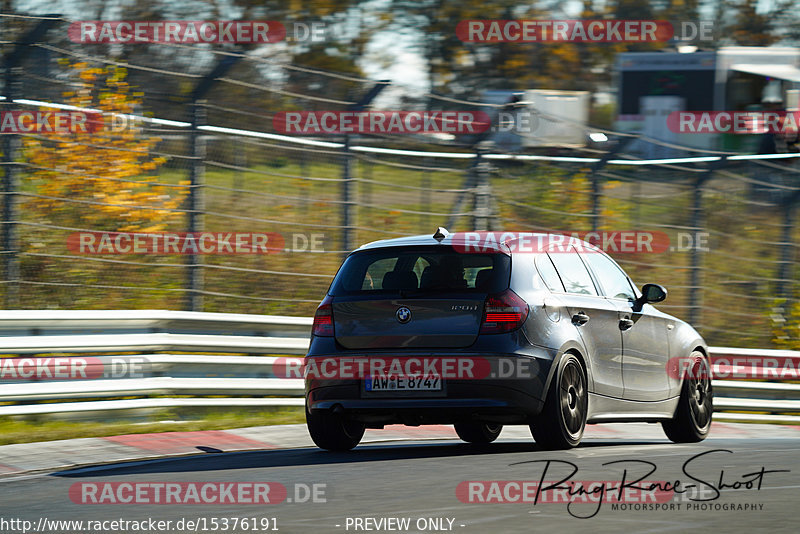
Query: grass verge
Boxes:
[{"xmin": 0, "ymin": 407, "xmax": 305, "ymax": 446}]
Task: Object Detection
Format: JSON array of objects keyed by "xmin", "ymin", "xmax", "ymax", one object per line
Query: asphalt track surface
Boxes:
[{"xmin": 1, "ymin": 426, "xmax": 798, "ymax": 534}]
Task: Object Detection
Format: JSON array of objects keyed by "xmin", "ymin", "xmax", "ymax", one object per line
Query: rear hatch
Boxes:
[{"xmin": 328, "ymin": 245, "xmax": 510, "ymax": 349}]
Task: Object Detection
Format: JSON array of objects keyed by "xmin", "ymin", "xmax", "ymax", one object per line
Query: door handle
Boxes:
[
  {"xmin": 572, "ymin": 312, "xmax": 590, "ymax": 326},
  {"xmin": 619, "ymin": 317, "xmax": 634, "ymax": 330}
]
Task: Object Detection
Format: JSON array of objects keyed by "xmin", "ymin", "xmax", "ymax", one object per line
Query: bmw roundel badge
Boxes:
[{"xmin": 396, "ymin": 306, "xmax": 412, "ymax": 324}]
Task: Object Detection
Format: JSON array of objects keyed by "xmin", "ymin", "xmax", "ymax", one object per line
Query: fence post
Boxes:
[
  {"xmin": 233, "ymin": 141, "xmax": 245, "ymax": 203},
  {"xmin": 586, "ymin": 137, "xmax": 634, "ymax": 233},
  {"xmin": 2, "ymin": 62, "xmax": 20, "ymax": 308},
  {"xmin": 687, "ymin": 157, "xmax": 726, "ymax": 327},
  {"xmin": 688, "ymin": 179, "xmax": 704, "ymax": 326},
  {"xmin": 631, "ymin": 180, "xmax": 642, "ymax": 227},
  {"xmin": 184, "ymin": 100, "xmax": 206, "ymax": 311},
  {"xmin": 420, "ymin": 157, "xmax": 430, "ymax": 228},
  {"xmin": 300, "ymin": 149, "xmax": 309, "ymax": 216},
  {"xmin": 361, "ymin": 156, "xmax": 372, "ymax": 231},
  {"xmin": 182, "ymin": 56, "xmax": 240, "ymax": 311},
  {"xmin": 341, "ymin": 80, "xmax": 389, "ymax": 256},
  {"xmin": 448, "ymin": 160, "xmax": 478, "ymax": 230},
  {"xmin": 473, "ymin": 149, "xmax": 491, "ymax": 231},
  {"xmin": 778, "ymin": 198, "xmax": 798, "ymax": 302},
  {"xmin": 1, "ymin": 17, "xmax": 59, "ymax": 308},
  {"xmin": 341, "ymin": 135, "xmax": 353, "ymax": 257},
  {"xmin": 590, "ymin": 172, "xmax": 601, "ymax": 233}
]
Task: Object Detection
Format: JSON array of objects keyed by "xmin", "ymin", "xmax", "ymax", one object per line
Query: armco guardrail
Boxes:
[
  {"xmin": 0, "ymin": 310, "xmax": 798, "ymax": 423},
  {"xmin": 0, "ymin": 310, "xmax": 313, "ymax": 337},
  {"xmin": 0, "ymin": 333, "xmax": 310, "ymax": 355}
]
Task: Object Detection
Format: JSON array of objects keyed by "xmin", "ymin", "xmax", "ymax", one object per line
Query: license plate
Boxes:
[{"xmin": 365, "ymin": 375, "xmax": 442, "ymax": 391}]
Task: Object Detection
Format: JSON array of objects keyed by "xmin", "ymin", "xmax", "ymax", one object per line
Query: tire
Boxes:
[
  {"xmin": 530, "ymin": 353, "xmax": 587, "ymax": 450},
  {"xmin": 454, "ymin": 422, "xmax": 502, "ymax": 444},
  {"xmin": 306, "ymin": 407, "xmax": 365, "ymax": 451},
  {"xmin": 662, "ymin": 350, "xmax": 712, "ymax": 443}
]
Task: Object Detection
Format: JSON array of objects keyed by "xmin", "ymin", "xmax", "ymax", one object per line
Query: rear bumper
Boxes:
[
  {"xmin": 305, "ymin": 351, "xmax": 554, "ymax": 426},
  {"xmin": 308, "ymin": 383, "xmax": 545, "ymax": 425}
]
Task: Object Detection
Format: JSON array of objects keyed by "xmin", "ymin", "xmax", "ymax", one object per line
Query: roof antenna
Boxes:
[{"xmin": 433, "ymin": 227, "xmax": 449, "ymax": 243}]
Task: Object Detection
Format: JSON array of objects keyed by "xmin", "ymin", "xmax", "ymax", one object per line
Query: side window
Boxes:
[
  {"xmin": 580, "ymin": 251, "xmax": 636, "ymax": 301},
  {"xmin": 536, "ymin": 255, "xmax": 565, "ymax": 292},
  {"xmin": 547, "ymin": 248, "xmax": 598, "ymax": 296}
]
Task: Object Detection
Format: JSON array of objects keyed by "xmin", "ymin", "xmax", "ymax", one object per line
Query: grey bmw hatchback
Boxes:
[{"xmin": 304, "ymin": 228, "xmax": 712, "ymax": 451}]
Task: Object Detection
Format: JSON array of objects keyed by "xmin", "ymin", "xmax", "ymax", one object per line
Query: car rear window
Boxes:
[{"xmin": 329, "ymin": 246, "xmax": 511, "ymax": 296}]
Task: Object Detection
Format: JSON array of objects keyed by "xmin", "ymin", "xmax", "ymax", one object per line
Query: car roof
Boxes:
[{"xmin": 356, "ymin": 231, "xmax": 602, "ymax": 256}]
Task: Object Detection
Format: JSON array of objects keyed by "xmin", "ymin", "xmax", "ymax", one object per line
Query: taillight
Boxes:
[
  {"xmin": 480, "ymin": 289, "xmax": 529, "ymax": 334},
  {"xmin": 312, "ymin": 295, "xmax": 334, "ymax": 337}
]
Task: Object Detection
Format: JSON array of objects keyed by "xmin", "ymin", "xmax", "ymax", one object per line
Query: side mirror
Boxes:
[{"xmin": 633, "ymin": 283, "xmax": 667, "ymax": 311}]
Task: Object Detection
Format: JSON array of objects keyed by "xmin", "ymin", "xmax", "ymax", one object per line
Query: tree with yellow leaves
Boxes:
[{"xmin": 22, "ymin": 61, "xmax": 187, "ymax": 233}]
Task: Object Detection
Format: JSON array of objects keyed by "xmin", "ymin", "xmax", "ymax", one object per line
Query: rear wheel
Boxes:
[
  {"xmin": 530, "ymin": 353, "xmax": 587, "ymax": 450},
  {"xmin": 454, "ymin": 422, "xmax": 502, "ymax": 444},
  {"xmin": 306, "ymin": 407, "xmax": 365, "ymax": 451},
  {"xmin": 662, "ymin": 351, "xmax": 712, "ymax": 443}
]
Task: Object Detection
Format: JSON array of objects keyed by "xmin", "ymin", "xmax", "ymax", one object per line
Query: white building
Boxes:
[{"xmin": 615, "ymin": 47, "xmax": 800, "ymax": 155}]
